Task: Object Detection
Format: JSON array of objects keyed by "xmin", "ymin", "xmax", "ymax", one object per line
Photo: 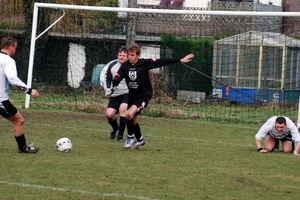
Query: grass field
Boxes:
[{"xmin": 1, "ymin": 109, "xmax": 300, "ymax": 200}]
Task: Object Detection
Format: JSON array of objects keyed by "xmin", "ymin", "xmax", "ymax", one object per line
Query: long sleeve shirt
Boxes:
[
  {"xmin": 106, "ymin": 60, "xmax": 128, "ymax": 97},
  {"xmin": 0, "ymin": 51, "xmax": 30, "ymax": 103},
  {"xmin": 255, "ymin": 116, "xmax": 300, "ymax": 142},
  {"xmin": 114, "ymin": 58, "xmax": 180, "ymax": 101}
]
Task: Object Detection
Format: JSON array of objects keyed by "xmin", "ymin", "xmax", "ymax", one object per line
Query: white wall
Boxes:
[
  {"xmin": 137, "ymin": 0, "xmax": 159, "ymax": 5},
  {"xmin": 259, "ymin": 0, "xmax": 281, "ymax": 6},
  {"xmin": 184, "ymin": 0, "xmax": 208, "ymax": 8},
  {"xmin": 135, "ymin": 0, "xmax": 208, "ymax": 8},
  {"xmin": 140, "ymin": 45, "xmax": 161, "ymax": 73},
  {"xmin": 118, "ymin": 0, "xmax": 128, "ymax": 18},
  {"xmin": 140, "ymin": 45, "xmax": 161, "ymax": 59},
  {"xmin": 122, "ymin": 0, "xmax": 282, "ymax": 8}
]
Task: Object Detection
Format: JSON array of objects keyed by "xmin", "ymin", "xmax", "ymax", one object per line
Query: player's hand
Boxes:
[
  {"xmin": 31, "ymin": 89, "xmax": 39, "ymax": 98},
  {"xmin": 105, "ymin": 88, "xmax": 113, "ymax": 96},
  {"xmin": 180, "ymin": 53, "xmax": 194, "ymax": 63},
  {"xmin": 113, "ymin": 73, "xmax": 120, "ymax": 81},
  {"xmin": 258, "ymin": 148, "xmax": 268, "ymax": 153}
]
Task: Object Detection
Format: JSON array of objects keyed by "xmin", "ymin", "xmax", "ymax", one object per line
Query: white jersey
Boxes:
[
  {"xmin": 100, "ymin": 59, "xmax": 128, "ymax": 97},
  {"xmin": 0, "ymin": 52, "xmax": 29, "ymax": 103},
  {"xmin": 255, "ymin": 116, "xmax": 300, "ymax": 142},
  {"xmin": 100, "ymin": 60, "xmax": 113, "ymax": 88}
]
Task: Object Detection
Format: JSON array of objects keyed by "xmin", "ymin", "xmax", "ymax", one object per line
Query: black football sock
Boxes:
[
  {"xmin": 127, "ymin": 119, "xmax": 134, "ymax": 139},
  {"xmin": 15, "ymin": 134, "xmax": 27, "ymax": 151},
  {"xmin": 109, "ymin": 118, "xmax": 118, "ymax": 130},
  {"xmin": 118, "ymin": 116, "xmax": 126, "ymax": 138},
  {"xmin": 134, "ymin": 123, "xmax": 143, "ymax": 141}
]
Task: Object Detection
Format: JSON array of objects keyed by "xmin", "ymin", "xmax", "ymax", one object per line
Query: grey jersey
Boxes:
[
  {"xmin": 106, "ymin": 60, "xmax": 128, "ymax": 97},
  {"xmin": 0, "ymin": 52, "xmax": 29, "ymax": 103},
  {"xmin": 255, "ymin": 116, "xmax": 300, "ymax": 142}
]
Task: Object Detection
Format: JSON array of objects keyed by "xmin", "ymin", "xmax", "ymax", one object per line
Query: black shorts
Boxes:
[
  {"xmin": 0, "ymin": 100, "xmax": 18, "ymax": 118},
  {"xmin": 268, "ymin": 133, "xmax": 295, "ymax": 151},
  {"xmin": 268, "ymin": 133, "xmax": 293, "ymax": 143},
  {"xmin": 107, "ymin": 94, "xmax": 128, "ymax": 112},
  {"xmin": 128, "ymin": 96, "xmax": 150, "ymax": 115}
]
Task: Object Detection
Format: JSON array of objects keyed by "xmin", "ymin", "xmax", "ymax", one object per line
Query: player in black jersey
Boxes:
[{"xmin": 113, "ymin": 44, "xmax": 194, "ymax": 149}]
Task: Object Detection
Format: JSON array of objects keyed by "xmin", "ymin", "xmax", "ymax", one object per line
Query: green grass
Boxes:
[{"xmin": 1, "ymin": 109, "xmax": 300, "ymax": 200}]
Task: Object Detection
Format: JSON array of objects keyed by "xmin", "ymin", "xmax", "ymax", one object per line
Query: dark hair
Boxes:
[
  {"xmin": 118, "ymin": 46, "xmax": 127, "ymax": 54},
  {"xmin": 1, "ymin": 37, "xmax": 17, "ymax": 49},
  {"xmin": 127, "ymin": 44, "xmax": 141, "ymax": 56},
  {"xmin": 276, "ymin": 116, "xmax": 286, "ymax": 125}
]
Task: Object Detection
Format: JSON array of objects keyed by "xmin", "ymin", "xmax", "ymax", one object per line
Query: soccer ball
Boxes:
[{"xmin": 56, "ymin": 137, "xmax": 72, "ymax": 152}]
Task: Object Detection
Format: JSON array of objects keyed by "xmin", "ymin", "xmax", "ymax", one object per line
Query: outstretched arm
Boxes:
[
  {"xmin": 5, "ymin": 62, "xmax": 39, "ymax": 98},
  {"xmin": 180, "ymin": 53, "xmax": 194, "ymax": 63}
]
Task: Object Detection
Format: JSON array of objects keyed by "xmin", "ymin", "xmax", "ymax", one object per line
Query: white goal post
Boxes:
[{"xmin": 27, "ymin": 2, "xmax": 300, "ymax": 126}]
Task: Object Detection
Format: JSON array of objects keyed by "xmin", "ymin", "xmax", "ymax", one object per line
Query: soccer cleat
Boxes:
[
  {"xmin": 116, "ymin": 137, "xmax": 123, "ymax": 142},
  {"xmin": 123, "ymin": 138, "xmax": 135, "ymax": 148},
  {"xmin": 131, "ymin": 139, "xmax": 146, "ymax": 149},
  {"xmin": 110, "ymin": 128, "xmax": 118, "ymax": 139},
  {"xmin": 19, "ymin": 143, "xmax": 40, "ymax": 154}
]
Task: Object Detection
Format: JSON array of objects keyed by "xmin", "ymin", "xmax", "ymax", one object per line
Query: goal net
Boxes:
[{"xmin": 9, "ymin": 1, "xmax": 300, "ymax": 124}]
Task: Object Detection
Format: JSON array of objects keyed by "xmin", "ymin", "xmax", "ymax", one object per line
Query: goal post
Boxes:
[{"xmin": 25, "ymin": 2, "xmax": 300, "ymax": 124}]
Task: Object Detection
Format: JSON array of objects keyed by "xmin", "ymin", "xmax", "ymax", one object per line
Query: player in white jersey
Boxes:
[
  {"xmin": 0, "ymin": 37, "xmax": 40, "ymax": 153},
  {"xmin": 102, "ymin": 47, "xmax": 129, "ymax": 141},
  {"xmin": 255, "ymin": 116, "xmax": 300, "ymax": 155}
]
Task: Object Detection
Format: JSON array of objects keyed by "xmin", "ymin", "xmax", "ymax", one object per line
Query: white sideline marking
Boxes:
[{"xmin": 0, "ymin": 180, "xmax": 160, "ymax": 200}]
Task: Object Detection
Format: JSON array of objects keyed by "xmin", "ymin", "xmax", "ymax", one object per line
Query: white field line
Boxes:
[{"xmin": 0, "ymin": 180, "xmax": 160, "ymax": 200}]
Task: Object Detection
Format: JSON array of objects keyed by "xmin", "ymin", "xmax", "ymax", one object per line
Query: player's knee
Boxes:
[
  {"xmin": 106, "ymin": 114, "xmax": 114, "ymax": 121},
  {"xmin": 125, "ymin": 113, "xmax": 132, "ymax": 121},
  {"xmin": 264, "ymin": 145, "xmax": 273, "ymax": 152},
  {"xmin": 106, "ymin": 110, "xmax": 116, "ymax": 120},
  {"xmin": 119, "ymin": 109, "xmax": 127, "ymax": 116},
  {"xmin": 282, "ymin": 147, "xmax": 292, "ymax": 153},
  {"xmin": 119, "ymin": 104, "xmax": 127, "ymax": 115},
  {"xmin": 265, "ymin": 148, "xmax": 273, "ymax": 152},
  {"xmin": 15, "ymin": 117, "xmax": 25, "ymax": 126}
]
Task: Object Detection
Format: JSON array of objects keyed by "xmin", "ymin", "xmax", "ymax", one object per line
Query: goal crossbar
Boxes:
[{"xmin": 34, "ymin": 3, "xmax": 300, "ymax": 16}]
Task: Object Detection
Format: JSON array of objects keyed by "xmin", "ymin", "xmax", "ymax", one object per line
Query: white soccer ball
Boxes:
[{"xmin": 56, "ymin": 137, "xmax": 72, "ymax": 152}]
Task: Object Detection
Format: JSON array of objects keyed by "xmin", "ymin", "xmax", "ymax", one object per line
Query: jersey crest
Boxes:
[{"xmin": 129, "ymin": 71, "xmax": 137, "ymax": 81}]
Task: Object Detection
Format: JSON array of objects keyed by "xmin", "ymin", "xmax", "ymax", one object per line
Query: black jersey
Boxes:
[{"xmin": 114, "ymin": 58, "xmax": 180, "ymax": 100}]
